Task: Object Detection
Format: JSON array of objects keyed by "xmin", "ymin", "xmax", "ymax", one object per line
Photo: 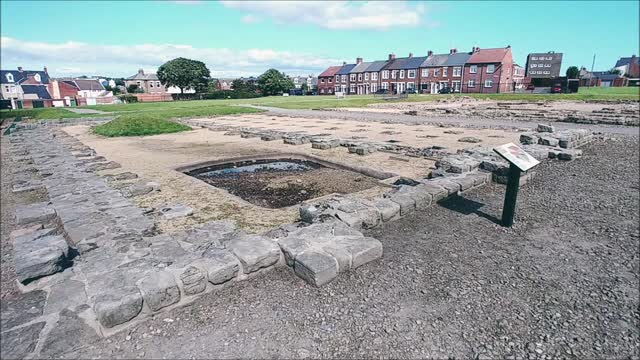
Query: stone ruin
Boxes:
[{"xmin": 4, "ymin": 117, "xmax": 596, "ymax": 353}]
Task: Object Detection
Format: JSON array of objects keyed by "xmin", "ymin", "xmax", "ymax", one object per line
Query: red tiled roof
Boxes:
[
  {"xmin": 468, "ymin": 47, "xmax": 510, "ymax": 64},
  {"xmin": 318, "ymin": 65, "xmax": 342, "ymax": 77}
]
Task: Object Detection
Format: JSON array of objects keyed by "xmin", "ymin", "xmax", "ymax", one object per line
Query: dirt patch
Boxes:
[{"xmin": 186, "ymin": 159, "xmax": 380, "ymax": 208}]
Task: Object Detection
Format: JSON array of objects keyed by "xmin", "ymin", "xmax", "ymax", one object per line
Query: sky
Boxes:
[{"xmin": 1, "ymin": 0, "xmax": 638, "ymax": 78}]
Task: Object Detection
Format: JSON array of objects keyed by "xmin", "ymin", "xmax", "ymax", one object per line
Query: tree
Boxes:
[
  {"xmin": 126, "ymin": 84, "xmax": 142, "ymax": 93},
  {"xmin": 257, "ymin": 69, "xmax": 294, "ymax": 96},
  {"xmin": 609, "ymin": 68, "xmax": 622, "ymax": 75},
  {"xmin": 566, "ymin": 66, "xmax": 580, "ymax": 79},
  {"xmin": 301, "ymin": 83, "xmax": 309, "ymax": 92},
  {"xmin": 157, "ymin": 57, "xmax": 211, "ymax": 94}
]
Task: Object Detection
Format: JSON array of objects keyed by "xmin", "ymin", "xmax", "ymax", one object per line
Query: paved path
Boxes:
[
  {"xmin": 64, "ymin": 108, "xmax": 109, "ymax": 114},
  {"xmin": 248, "ymin": 105, "xmax": 640, "ymax": 136}
]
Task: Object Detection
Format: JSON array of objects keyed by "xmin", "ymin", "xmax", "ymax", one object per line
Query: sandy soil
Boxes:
[{"xmin": 62, "ymin": 113, "xmax": 518, "ymax": 234}]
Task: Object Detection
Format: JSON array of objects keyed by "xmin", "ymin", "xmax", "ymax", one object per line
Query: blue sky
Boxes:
[{"xmin": 1, "ymin": 0, "xmax": 638, "ymax": 78}]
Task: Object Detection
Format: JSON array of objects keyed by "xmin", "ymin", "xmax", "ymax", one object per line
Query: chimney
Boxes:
[
  {"xmin": 427, "ymin": 50, "xmax": 433, "ymax": 57},
  {"xmin": 17, "ymin": 66, "xmax": 23, "ymax": 72},
  {"xmin": 388, "ymin": 53, "xmax": 396, "ymax": 61},
  {"xmin": 343, "ymin": 61, "xmax": 347, "ymax": 66},
  {"xmin": 474, "ymin": 46, "xmax": 480, "ymax": 53},
  {"xmin": 138, "ymin": 68, "xmax": 144, "ymax": 75},
  {"xmin": 408, "ymin": 52, "xmax": 413, "ymax": 58},
  {"xmin": 506, "ymin": 45, "xmax": 511, "ymax": 49},
  {"xmin": 43, "ymin": 66, "xmax": 48, "ymax": 74},
  {"xmin": 356, "ymin": 57, "xmax": 363, "ymax": 64}
]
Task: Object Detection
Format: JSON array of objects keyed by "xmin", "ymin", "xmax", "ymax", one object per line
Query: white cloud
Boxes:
[
  {"xmin": 241, "ymin": 14, "xmax": 261, "ymax": 24},
  {"xmin": 220, "ymin": 1, "xmax": 432, "ymax": 30},
  {"xmin": 0, "ymin": 37, "xmax": 339, "ymax": 77}
]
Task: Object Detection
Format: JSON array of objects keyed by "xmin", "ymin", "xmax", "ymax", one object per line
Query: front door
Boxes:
[
  {"xmin": 397, "ymin": 82, "xmax": 405, "ymax": 94},
  {"xmin": 431, "ymin": 83, "xmax": 438, "ymax": 94}
]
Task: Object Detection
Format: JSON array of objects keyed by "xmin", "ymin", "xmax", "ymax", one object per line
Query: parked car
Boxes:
[
  {"xmin": 438, "ymin": 87, "xmax": 452, "ymax": 94},
  {"xmin": 526, "ymin": 84, "xmax": 535, "ymax": 91},
  {"xmin": 375, "ymin": 89, "xmax": 389, "ymax": 95},
  {"xmin": 551, "ymin": 85, "xmax": 563, "ymax": 94}
]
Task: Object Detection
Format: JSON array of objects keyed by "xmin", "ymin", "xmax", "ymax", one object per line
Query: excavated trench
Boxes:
[{"xmin": 184, "ymin": 158, "xmax": 382, "ymax": 208}]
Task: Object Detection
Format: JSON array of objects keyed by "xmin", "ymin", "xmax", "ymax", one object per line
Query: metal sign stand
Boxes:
[
  {"xmin": 501, "ymin": 163, "xmax": 522, "ymax": 227},
  {"xmin": 493, "ymin": 143, "xmax": 541, "ymax": 228}
]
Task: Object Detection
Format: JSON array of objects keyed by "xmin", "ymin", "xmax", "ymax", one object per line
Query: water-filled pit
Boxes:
[{"xmin": 184, "ymin": 158, "xmax": 382, "ymax": 208}]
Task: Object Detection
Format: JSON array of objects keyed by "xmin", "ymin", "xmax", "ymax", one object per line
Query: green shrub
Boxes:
[
  {"xmin": 94, "ymin": 113, "xmax": 191, "ymax": 137},
  {"xmin": 118, "ymin": 94, "xmax": 138, "ymax": 103}
]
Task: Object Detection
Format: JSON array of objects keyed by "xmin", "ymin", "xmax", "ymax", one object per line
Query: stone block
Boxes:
[
  {"xmin": 0, "ymin": 321, "xmax": 46, "ymax": 360},
  {"xmin": 558, "ymin": 149, "xmax": 582, "ymax": 161},
  {"xmin": 294, "ymin": 250, "xmax": 339, "ymax": 287},
  {"xmin": 179, "ymin": 266, "xmax": 207, "ymax": 295},
  {"xmin": 419, "ymin": 183, "xmax": 448, "ymax": 202},
  {"xmin": 537, "ymin": 123, "xmax": 555, "ymax": 133},
  {"xmin": 336, "ymin": 236, "xmax": 383, "ymax": 269},
  {"xmin": 539, "ymin": 136, "xmax": 559, "ymax": 147},
  {"xmin": 373, "ymin": 198, "xmax": 401, "ymax": 222},
  {"xmin": 159, "ymin": 204, "xmax": 193, "ymax": 220},
  {"xmin": 519, "ymin": 133, "xmax": 539, "ymax": 145},
  {"xmin": 103, "ymin": 172, "xmax": 138, "ymax": 182},
  {"xmin": 1, "ymin": 290, "xmax": 47, "ymax": 332},
  {"xmin": 408, "ymin": 185, "xmax": 433, "ymax": 210},
  {"xmin": 15, "ymin": 202, "xmax": 56, "ymax": 225},
  {"xmin": 387, "ymin": 192, "xmax": 415, "ymax": 216},
  {"xmin": 433, "ymin": 179, "xmax": 461, "ymax": 195},
  {"xmin": 85, "ymin": 161, "xmax": 122, "ymax": 172},
  {"xmin": 137, "ymin": 271, "xmax": 181, "ymax": 312},
  {"xmin": 15, "ymin": 237, "xmax": 69, "ymax": 284},
  {"xmin": 198, "ymin": 248, "xmax": 240, "ymax": 284},
  {"xmin": 44, "ymin": 279, "xmax": 87, "ymax": 314},
  {"xmin": 227, "ymin": 235, "xmax": 281, "ymax": 274},
  {"xmin": 277, "ymin": 236, "xmax": 309, "ymax": 266},
  {"xmin": 93, "ymin": 287, "xmax": 143, "ymax": 328},
  {"xmin": 452, "ymin": 176, "xmax": 476, "ymax": 191}
]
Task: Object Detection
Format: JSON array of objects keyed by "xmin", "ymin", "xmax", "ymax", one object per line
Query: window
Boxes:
[
  {"xmin": 328, "ymin": 78, "xmax": 332, "ymax": 83},
  {"xmin": 408, "ymin": 70, "xmax": 416, "ymax": 78},
  {"xmin": 407, "ymin": 82, "xmax": 415, "ymax": 90},
  {"xmin": 484, "ymin": 80, "xmax": 493, "ymax": 87},
  {"xmin": 150, "ymin": 82, "xmax": 154, "ymax": 88},
  {"xmin": 350, "ymin": 74, "xmax": 356, "ymax": 81},
  {"xmin": 335, "ymin": 76, "xmax": 339, "ymax": 83},
  {"xmin": 544, "ymin": 71, "xmax": 550, "ymax": 74},
  {"xmin": 442, "ymin": 67, "xmax": 448, "ymax": 77},
  {"xmin": 371, "ymin": 83, "xmax": 377, "ymax": 92},
  {"xmin": 321, "ymin": 79, "xmax": 325, "ymax": 84},
  {"xmin": 329, "ymin": 88, "xmax": 333, "ymax": 94},
  {"xmin": 371, "ymin": 72, "xmax": 378, "ymax": 80},
  {"xmin": 421, "ymin": 69, "xmax": 428, "ymax": 77},
  {"xmin": 468, "ymin": 79, "xmax": 476, "ymax": 87},
  {"xmin": 391, "ymin": 70, "xmax": 397, "ymax": 79},
  {"xmin": 137, "ymin": 81, "xmax": 141, "ymax": 86},
  {"xmin": 156, "ymin": 82, "xmax": 160, "ymax": 87},
  {"xmin": 544, "ymin": 63, "xmax": 551, "ymax": 67},
  {"xmin": 6, "ymin": 73, "xmax": 14, "ymax": 82},
  {"xmin": 434, "ymin": 68, "xmax": 439, "ymax": 76},
  {"xmin": 532, "ymin": 56, "xmax": 538, "ymax": 60},
  {"xmin": 4, "ymin": 86, "xmax": 8, "ymax": 92},
  {"xmin": 531, "ymin": 64, "xmax": 537, "ymax": 68},
  {"xmin": 381, "ymin": 82, "xmax": 388, "ymax": 89},
  {"xmin": 470, "ymin": 65, "xmax": 477, "ymax": 73},
  {"xmin": 398, "ymin": 70, "xmax": 404, "ymax": 79},
  {"xmin": 320, "ymin": 89, "xmax": 325, "ymax": 94},
  {"xmin": 453, "ymin": 67, "xmax": 461, "ymax": 77},
  {"xmin": 34, "ymin": 74, "xmax": 41, "ymax": 82},
  {"xmin": 364, "ymin": 73, "xmax": 369, "ymax": 81},
  {"xmin": 487, "ymin": 64, "xmax": 495, "ymax": 73},
  {"xmin": 358, "ymin": 74, "xmax": 362, "ymax": 81},
  {"xmin": 546, "ymin": 57, "xmax": 553, "ymax": 60},
  {"xmin": 350, "ymin": 84, "xmax": 356, "ymax": 93},
  {"xmin": 342, "ymin": 75, "xmax": 347, "ymax": 83}
]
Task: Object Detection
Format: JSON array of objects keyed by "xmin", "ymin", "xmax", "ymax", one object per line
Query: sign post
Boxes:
[{"xmin": 493, "ymin": 143, "xmax": 540, "ymax": 227}]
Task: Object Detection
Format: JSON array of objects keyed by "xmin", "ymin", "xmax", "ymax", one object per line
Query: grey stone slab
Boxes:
[
  {"xmin": 276, "ymin": 236, "xmax": 310, "ymax": 266},
  {"xmin": 93, "ymin": 287, "xmax": 143, "ymax": 328},
  {"xmin": 294, "ymin": 250, "xmax": 339, "ymax": 287},
  {"xmin": 451, "ymin": 176, "xmax": 476, "ymax": 191},
  {"xmin": 539, "ymin": 136, "xmax": 559, "ymax": 147},
  {"xmin": 387, "ymin": 192, "xmax": 415, "ymax": 216},
  {"xmin": 179, "ymin": 265, "xmax": 207, "ymax": 295},
  {"xmin": 227, "ymin": 235, "xmax": 281, "ymax": 274},
  {"xmin": 373, "ymin": 198, "xmax": 401, "ymax": 222},
  {"xmin": 137, "ymin": 271, "xmax": 181, "ymax": 312},
  {"xmin": 159, "ymin": 204, "xmax": 193, "ymax": 220},
  {"xmin": 0, "ymin": 290, "xmax": 47, "ymax": 332},
  {"xmin": 0, "ymin": 321, "xmax": 46, "ymax": 360},
  {"xmin": 122, "ymin": 183, "xmax": 155, "ymax": 198},
  {"xmin": 44, "ymin": 279, "xmax": 88, "ymax": 315},
  {"xmin": 519, "ymin": 133, "xmax": 539, "ymax": 145},
  {"xmin": 15, "ymin": 202, "xmax": 56, "ymax": 225},
  {"xmin": 15, "ymin": 244, "xmax": 69, "ymax": 284},
  {"xmin": 537, "ymin": 123, "xmax": 555, "ymax": 133},
  {"xmin": 39, "ymin": 308, "xmax": 100, "ymax": 358},
  {"xmin": 150, "ymin": 235, "xmax": 188, "ymax": 263},
  {"xmin": 407, "ymin": 186, "xmax": 433, "ymax": 210},
  {"xmin": 336, "ymin": 236, "xmax": 383, "ymax": 269},
  {"xmin": 433, "ymin": 179, "xmax": 461, "ymax": 195},
  {"xmin": 103, "ymin": 172, "xmax": 138, "ymax": 182},
  {"xmin": 419, "ymin": 183, "xmax": 448, "ymax": 202},
  {"xmin": 198, "ymin": 248, "xmax": 240, "ymax": 284}
]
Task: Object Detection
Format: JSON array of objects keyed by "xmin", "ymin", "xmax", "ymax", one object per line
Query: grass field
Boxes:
[
  {"xmin": 93, "ymin": 113, "xmax": 192, "ymax": 137},
  {"xmin": 1, "ymin": 86, "xmax": 637, "ymax": 125}
]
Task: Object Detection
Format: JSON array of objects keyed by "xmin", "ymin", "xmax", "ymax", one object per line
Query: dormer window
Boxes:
[
  {"xmin": 34, "ymin": 74, "xmax": 41, "ymax": 82},
  {"xmin": 6, "ymin": 73, "xmax": 14, "ymax": 82}
]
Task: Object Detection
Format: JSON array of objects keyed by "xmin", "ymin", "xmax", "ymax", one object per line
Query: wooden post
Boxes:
[{"xmin": 501, "ymin": 163, "xmax": 522, "ymax": 227}]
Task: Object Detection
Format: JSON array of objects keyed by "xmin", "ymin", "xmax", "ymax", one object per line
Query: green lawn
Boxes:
[
  {"xmin": 93, "ymin": 113, "xmax": 192, "ymax": 137},
  {"xmin": 0, "ymin": 108, "xmax": 106, "ymax": 120}
]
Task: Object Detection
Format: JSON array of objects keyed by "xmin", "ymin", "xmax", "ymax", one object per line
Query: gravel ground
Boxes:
[
  {"xmin": 1, "ymin": 136, "xmax": 21, "ymax": 300},
  {"xmin": 250, "ymin": 106, "xmax": 640, "ymax": 136},
  {"xmin": 43, "ymin": 136, "xmax": 638, "ymax": 359}
]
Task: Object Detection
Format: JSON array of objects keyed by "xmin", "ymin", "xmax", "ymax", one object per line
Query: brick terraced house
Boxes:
[
  {"xmin": 461, "ymin": 46, "xmax": 514, "ymax": 94},
  {"xmin": 317, "ymin": 66, "xmax": 342, "ymax": 95},
  {"xmin": 318, "ymin": 45, "xmax": 516, "ymax": 95}
]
